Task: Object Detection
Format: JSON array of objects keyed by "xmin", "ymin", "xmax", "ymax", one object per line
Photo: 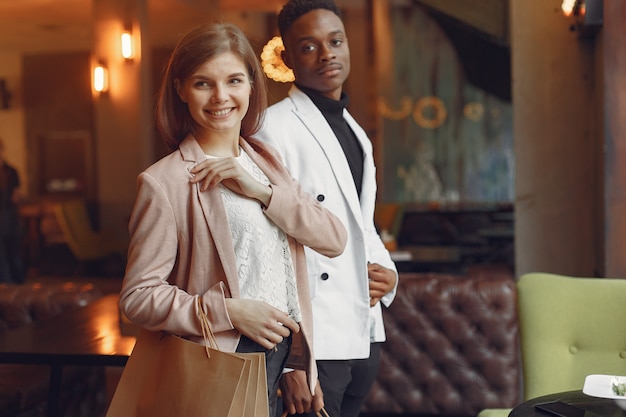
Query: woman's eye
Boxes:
[{"xmin": 194, "ymin": 81, "xmax": 209, "ymax": 88}]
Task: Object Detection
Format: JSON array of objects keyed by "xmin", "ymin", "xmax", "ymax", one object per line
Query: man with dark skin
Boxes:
[{"xmin": 261, "ymin": 2, "xmax": 398, "ymax": 416}]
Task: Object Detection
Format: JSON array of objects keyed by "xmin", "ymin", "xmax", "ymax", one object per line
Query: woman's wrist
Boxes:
[{"xmin": 257, "ymin": 185, "xmax": 272, "ymax": 208}]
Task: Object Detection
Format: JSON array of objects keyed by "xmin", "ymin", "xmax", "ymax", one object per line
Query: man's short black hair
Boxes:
[{"xmin": 277, "ymin": 0, "xmax": 342, "ymax": 38}]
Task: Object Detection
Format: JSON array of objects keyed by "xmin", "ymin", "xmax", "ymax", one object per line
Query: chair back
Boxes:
[
  {"xmin": 519, "ymin": 272, "xmax": 626, "ymax": 400},
  {"xmin": 52, "ymin": 199, "xmax": 102, "ymax": 261}
]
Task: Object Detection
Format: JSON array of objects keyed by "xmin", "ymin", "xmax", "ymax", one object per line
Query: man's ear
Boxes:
[
  {"xmin": 281, "ymin": 49, "xmax": 293, "ymax": 70},
  {"xmin": 174, "ymin": 78, "xmax": 186, "ymax": 103}
]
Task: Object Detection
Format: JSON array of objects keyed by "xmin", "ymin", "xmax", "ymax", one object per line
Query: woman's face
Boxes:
[{"xmin": 176, "ymin": 51, "xmax": 251, "ymax": 137}]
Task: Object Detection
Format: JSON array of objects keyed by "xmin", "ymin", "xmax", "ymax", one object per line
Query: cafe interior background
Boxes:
[{"xmin": 0, "ymin": 0, "xmax": 625, "ymax": 280}]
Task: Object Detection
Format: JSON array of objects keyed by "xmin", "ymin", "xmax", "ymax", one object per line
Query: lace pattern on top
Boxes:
[{"xmin": 211, "ymin": 149, "xmax": 302, "ymax": 322}]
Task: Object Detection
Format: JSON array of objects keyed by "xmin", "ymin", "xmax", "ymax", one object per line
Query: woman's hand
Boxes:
[
  {"xmin": 225, "ymin": 298, "xmax": 299, "ymax": 349},
  {"xmin": 190, "ymin": 157, "xmax": 272, "ymax": 206}
]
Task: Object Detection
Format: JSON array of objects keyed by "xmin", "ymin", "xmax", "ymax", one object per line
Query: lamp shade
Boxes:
[
  {"xmin": 121, "ymin": 32, "xmax": 133, "ymax": 59},
  {"xmin": 93, "ymin": 65, "xmax": 108, "ymax": 93}
]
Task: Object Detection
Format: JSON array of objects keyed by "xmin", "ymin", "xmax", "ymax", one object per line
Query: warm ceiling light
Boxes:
[
  {"xmin": 121, "ymin": 31, "xmax": 134, "ymax": 59},
  {"xmin": 93, "ymin": 64, "xmax": 108, "ymax": 93},
  {"xmin": 260, "ymin": 36, "xmax": 294, "ymax": 83}
]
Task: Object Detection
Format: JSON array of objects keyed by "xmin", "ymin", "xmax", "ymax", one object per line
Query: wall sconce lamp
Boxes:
[
  {"xmin": 260, "ymin": 36, "xmax": 294, "ymax": 83},
  {"xmin": 121, "ymin": 31, "xmax": 134, "ymax": 59},
  {"xmin": 561, "ymin": 0, "xmax": 603, "ymax": 38},
  {"xmin": 93, "ymin": 63, "xmax": 109, "ymax": 93}
]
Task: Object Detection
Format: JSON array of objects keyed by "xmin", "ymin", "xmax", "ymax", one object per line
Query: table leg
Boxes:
[{"xmin": 46, "ymin": 364, "xmax": 63, "ymax": 417}]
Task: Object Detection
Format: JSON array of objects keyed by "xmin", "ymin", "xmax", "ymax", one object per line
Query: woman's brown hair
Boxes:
[{"xmin": 156, "ymin": 23, "xmax": 268, "ymax": 151}]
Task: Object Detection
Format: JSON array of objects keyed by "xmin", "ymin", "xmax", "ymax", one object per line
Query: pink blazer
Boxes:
[{"xmin": 119, "ymin": 135, "xmax": 347, "ymax": 391}]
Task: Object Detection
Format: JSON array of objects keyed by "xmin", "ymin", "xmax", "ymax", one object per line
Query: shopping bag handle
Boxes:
[
  {"xmin": 317, "ymin": 408, "xmax": 330, "ymax": 417},
  {"xmin": 280, "ymin": 407, "xmax": 330, "ymax": 417},
  {"xmin": 196, "ymin": 297, "xmax": 219, "ymax": 357}
]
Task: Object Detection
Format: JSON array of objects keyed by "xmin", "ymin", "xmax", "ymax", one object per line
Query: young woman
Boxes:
[{"xmin": 119, "ymin": 22, "xmax": 347, "ymax": 415}]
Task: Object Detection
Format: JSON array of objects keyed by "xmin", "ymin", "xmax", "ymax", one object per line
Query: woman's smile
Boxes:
[{"xmin": 207, "ymin": 107, "xmax": 235, "ymax": 117}]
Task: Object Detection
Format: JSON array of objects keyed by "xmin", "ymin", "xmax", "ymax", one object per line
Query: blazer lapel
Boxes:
[
  {"xmin": 179, "ymin": 137, "xmax": 241, "ymax": 297},
  {"xmin": 289, "ymin": 88, "xmax": 364, "ymax": 229}
]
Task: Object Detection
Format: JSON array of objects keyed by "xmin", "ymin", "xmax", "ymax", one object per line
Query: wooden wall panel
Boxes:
[{"xmin": 22, "ymin": 52, "xmax": 95, "ymax": 201}]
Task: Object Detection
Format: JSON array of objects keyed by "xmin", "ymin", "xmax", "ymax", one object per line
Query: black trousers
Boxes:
[{"xmin": 280, "ymin": 342, "xmax": 382, "ymax": 417}]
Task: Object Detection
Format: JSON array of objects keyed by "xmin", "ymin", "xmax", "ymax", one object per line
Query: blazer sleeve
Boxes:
[
  {"xmin": 364, "ymin": 216, "xmax": 398, "ymax": 307},
  {"xmin": 119, "ymin": 172, "xmax": 232, "ymax": 336},
  {"xmin": 264, "ymin": 179, "xmax": 347, "ymax": 258}
]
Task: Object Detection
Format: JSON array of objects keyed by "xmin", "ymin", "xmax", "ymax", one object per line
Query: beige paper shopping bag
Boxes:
[
  {"xmin": 105, "ymin": 328, "xmax": 249, "ymax": 417},
  {"xmin": 106, "ymin": 297, "xmax": 270, "ymax": 417},
  {"xmin": 234, "ymin": 351, "xmax": 269, "ymax": 416}
]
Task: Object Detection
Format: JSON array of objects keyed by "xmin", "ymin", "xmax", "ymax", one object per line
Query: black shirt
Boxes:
[{"xmin": 297, "ymin": 84, "xmax": 364, "ymax": 198}]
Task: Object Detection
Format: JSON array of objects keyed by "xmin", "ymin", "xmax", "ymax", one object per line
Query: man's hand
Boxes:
[
  {"xmin": 279, "ymin": 371, "xmax": 324, "ymax": 415},
  {"xmin": 368, "ymin": 263, "xmax": 396, "ymax": 307}
]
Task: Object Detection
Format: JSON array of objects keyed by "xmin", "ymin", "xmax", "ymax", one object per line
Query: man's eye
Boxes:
[
  {"xmin": 302, "ymin": 45, "xmax": 316, "ymax": 53},
  {"xmin": 331, "ymin": 39, "xmax": 343, "ymax": 47}
]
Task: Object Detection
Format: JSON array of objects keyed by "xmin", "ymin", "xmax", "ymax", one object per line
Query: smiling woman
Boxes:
[{"xmin": 118, "ymin": 21, "xmax": 347, "ymax": 417}]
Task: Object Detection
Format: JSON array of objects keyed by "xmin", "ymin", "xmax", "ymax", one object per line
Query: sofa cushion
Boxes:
[{"xmin": 363, "ymin": 272, "xmax": 520, "ymax": 416}]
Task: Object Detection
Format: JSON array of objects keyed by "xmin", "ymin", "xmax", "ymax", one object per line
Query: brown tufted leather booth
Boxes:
[
  {"xmin": 362, "ymin": 270, "xmax": 520, "ymax": 416},
  {"xmin": 0, "ymin": 282, "xmax": 107, "ymax": 417}
]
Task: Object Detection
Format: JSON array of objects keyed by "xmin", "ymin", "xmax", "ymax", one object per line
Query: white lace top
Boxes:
[{"xmin": 208, "ymin": 149, "xmax": 302, "ymax": 322}]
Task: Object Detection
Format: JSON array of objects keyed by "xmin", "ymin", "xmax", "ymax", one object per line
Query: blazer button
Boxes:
[
  {"xmin": 317, "ymin": 194, "xmax": 325, "ymax": 202},
  {"xmin": 321, "ymin": 273, "xmax": 329, "ymax": 280}
]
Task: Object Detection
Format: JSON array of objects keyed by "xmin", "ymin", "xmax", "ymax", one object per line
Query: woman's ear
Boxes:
[{"xmin": 174, "ymin": 78, "xmax": 186, "ymax": 103}]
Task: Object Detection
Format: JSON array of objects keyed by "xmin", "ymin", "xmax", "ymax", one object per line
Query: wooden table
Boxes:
[
  {"xmin": 510, "ymin": 390, "xmax": 626, "ymax": 417},
  {"xmin": 0, "ymin": 293, "xmax": 136, "ymax": 417}
]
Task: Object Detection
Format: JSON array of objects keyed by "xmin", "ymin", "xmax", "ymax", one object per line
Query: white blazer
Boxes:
[{"xmin": 256, "ymin": 86, "xmax": 398, "ymax": 360}]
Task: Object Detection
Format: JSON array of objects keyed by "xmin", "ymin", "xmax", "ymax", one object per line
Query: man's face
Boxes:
[{"xmin": 281, "ymin": 8, "xmax": 350, "ymax": 101}]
